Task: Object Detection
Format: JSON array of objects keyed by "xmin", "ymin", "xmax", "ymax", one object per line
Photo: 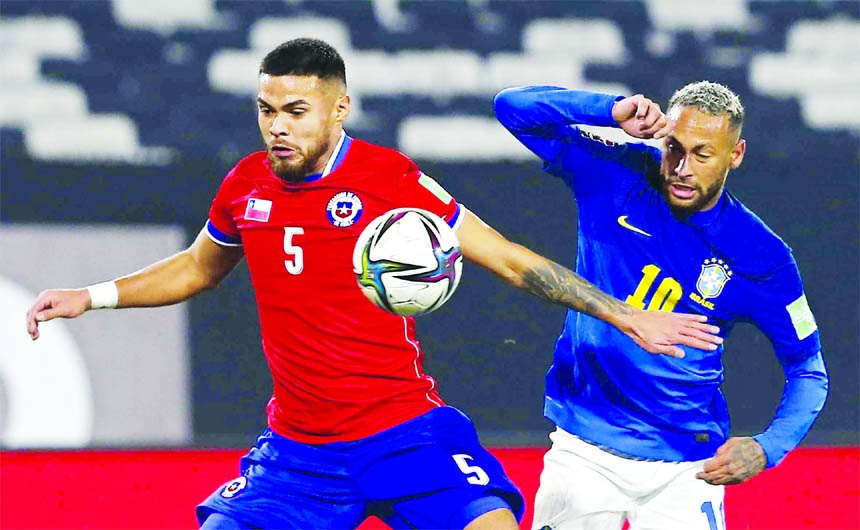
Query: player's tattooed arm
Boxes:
[
  {"xmin": 456, "ymin": 209, "xmax": 722, "ymax": 357},
  {"xmin": 697, "ymin": 437, "xmax": 767, "ymax": 485},
  {"xmin": 521, "ymin": 261, "xmax": 722, "ymax": 358},
  {"xmin": 521, "ymin": 260, "xmax": 632, "ymax": 319}
]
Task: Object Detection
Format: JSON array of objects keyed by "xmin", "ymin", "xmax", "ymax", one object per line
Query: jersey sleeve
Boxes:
[
  {"xmin": 753, "ymin": 351, "xmax": 828, "ymax": 468},
  {"xmin": 205, "ymin": 166, "xmax": 243, "ymax": 247},
  {"xmin": 493, "ymin": 85, "xmax": 657, "ymax": 201},
  {"xmin": 394, "ymin": 161, "xmax": 462, "ymax": 231},
  {"xmin": 741, "ymin": 257, "xmax": 828, "ymax": 467},
  {"xmin": 744, "ymin": 259, "xmax": 821, "ymax": 366}
]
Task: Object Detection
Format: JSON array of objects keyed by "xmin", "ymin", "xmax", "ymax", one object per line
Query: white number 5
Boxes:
[
  {"xmin": 452, "ymin": 454, "xmax": 490, "ymax": 485},
  {"xmin": 283, "ymin": 227, "xmax": 304, "ymax": 275}
]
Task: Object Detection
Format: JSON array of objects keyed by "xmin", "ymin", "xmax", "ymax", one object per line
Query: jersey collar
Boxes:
[
  {"xmin": 303, "ymin": 131, "xmax": 352, "ymax": 182},
  {"xmin": 685, "ymin": 191, "xmax": 727, "ymax": 226}
]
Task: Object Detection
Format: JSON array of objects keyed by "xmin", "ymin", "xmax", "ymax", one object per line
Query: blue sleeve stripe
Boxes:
[
  {"xmin": 205, "ymin": 220, "xmax": 242, "ymax": 247},
  {"xmin": 448, "ymin": 203, "xmax": 464, "ymax": 232}
]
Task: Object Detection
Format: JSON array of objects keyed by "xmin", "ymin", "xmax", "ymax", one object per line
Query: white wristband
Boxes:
[{"xmin": 87, "ymin": 281, "xmax": 119, "ymax": 309}]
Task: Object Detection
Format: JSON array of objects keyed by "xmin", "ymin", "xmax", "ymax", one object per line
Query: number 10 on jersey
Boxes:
[{"xmin": 625, "ymin": 264, "xmax": 682, "ymax": 312}]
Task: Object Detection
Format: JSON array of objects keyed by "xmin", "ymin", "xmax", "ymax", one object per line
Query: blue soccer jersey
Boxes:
[{"xmin": 494, "ymin": 86, "xmax": 828, "ymax": 466}]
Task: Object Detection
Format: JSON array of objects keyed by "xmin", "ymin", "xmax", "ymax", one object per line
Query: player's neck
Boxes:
[{"xmin": 315, "ymin": 129, "xmax": 347, "ymax": 177}]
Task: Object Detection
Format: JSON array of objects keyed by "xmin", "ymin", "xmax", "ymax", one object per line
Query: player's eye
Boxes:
[{"xmin": 259, "ymin": 107, "xmax": 274, "ymax": 115}]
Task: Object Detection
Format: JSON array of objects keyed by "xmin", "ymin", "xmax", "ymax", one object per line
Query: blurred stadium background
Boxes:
[{"xmin": 0, "ymin": 0, "xmax": 857, "ymax": 528}]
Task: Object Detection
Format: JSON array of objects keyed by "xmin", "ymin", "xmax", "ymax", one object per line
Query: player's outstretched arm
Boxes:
[
  {"xmin": 697, "ymin": 351, "xmax": 828, "ymax": 484},
  {"xmin": 457, "ymin": 210, "xmax": 722, "ymax": 358},
  {"xmin": 26, "ymin": 229, "xmax": 244, "ymax": 340}
]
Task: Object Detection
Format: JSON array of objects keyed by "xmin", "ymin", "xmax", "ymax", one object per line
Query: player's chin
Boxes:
[
  {"xmin": 269, "ymin": 157, "xmax": 305, "ymax": 182},
  {"xmin": 663, "ymin": 191, "xmax": 701, "ymax": 215}
]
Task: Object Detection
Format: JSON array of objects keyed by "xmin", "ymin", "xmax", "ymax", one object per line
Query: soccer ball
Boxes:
[{"xmin": 353, "ymin": 208, "xmax": 463, "ymax": 316}]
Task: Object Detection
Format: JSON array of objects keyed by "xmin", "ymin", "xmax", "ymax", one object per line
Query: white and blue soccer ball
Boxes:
[{"xmin": 353, "ymin": 208, "xmax": 463, "ymax": 317}]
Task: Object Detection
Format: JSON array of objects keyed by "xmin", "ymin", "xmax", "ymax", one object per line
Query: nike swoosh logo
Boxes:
[{"xmin": 617, "ymin": 216, "xmax": 652, "ymax": 237}]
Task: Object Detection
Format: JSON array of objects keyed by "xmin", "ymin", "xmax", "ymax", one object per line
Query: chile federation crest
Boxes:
[{"xmin": 326, "ymin": 191, "xmax": 363, "ymax": 227}]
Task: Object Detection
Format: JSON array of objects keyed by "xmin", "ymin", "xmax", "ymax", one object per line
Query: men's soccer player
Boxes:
[
  {"xmin": 25, "ymin": 40, "xmax": 722, "ymax": 530},
  {"xmin": 494, "ymin": 83, "xmax": 829, "ymax": 530}
]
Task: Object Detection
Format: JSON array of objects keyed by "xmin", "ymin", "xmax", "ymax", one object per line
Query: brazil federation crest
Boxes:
[
  {"xmin": 696, "ymin": 258, "xmax": 733, "ymax": 299},
  {"xmin": 327, "ymin": 191, "xmax": 363, "ymax": 227}
]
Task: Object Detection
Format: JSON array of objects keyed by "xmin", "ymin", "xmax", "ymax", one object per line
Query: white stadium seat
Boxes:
[
  {"xmin": 749, "ymin": 19, "xmax": 860, "ymax": 130},
  {"xmin": 801, "ymin": 95, "xmax": 860, "ymax": 130},
  {"xmin": 249, "ymin": 17, "xmax": 352, "ymax": 53},
  {"xmin": 0, "ymin": 54, "xmax": 42, "ymax": 84},
  {"xmin": 394, "ymin": 50, "xmax": 483, "ymax": 96},
  {"xmin": 484, "ymin": 53, "xmax": 584, "ymax": 94},
  {"xmin": 24, "ymin": 114, "xmax": 173, "ymax": 164},
  {"xmin": 646, "ymin": 0, "xmax": 753, "ymax": 32},
  {"xmin": 523, "ymin": 18, "xmax": 627, "ymax": 64},
  {"xmin": 342, "ymin": 51, "xmax": 403, "ymax": 96},
  {"xmin": 749, "ymin": 54, "xmax": 857, "ymax": 97},
  {"xmin": 207, "ymin": 49, "xmax": 260, "ymax": 95},
  {"xmin": 0, "ymin": 16, "xmax": 86, "ymax": 59},
  {"xmin": 0, "ymin": 82, "xmax": 88, "ymax": 127},
  {"xmin": 398, "ymin": 116, "xmax": 534, "ymax": 161},
  {"xmin": 786, "ymin": 19, "xmax": 860, "ymax": 57},
  {"xmin": 111, "ymin": 0, "xmax": 225, "ymax": 33}
]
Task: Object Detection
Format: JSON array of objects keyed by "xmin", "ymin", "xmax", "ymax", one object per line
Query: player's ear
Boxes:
[
  {"xmin": 730, "ymin": 138, "xmax": 745, "ymax": 170},
  {"xmin": 335, "ymin": 94, "xmax": 351, "ymax": 123}
]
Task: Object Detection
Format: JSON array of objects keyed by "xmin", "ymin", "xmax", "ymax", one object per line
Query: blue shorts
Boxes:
[{"xmin": 196, "ymin": 406, "xmax": 524, "ymax": 529}]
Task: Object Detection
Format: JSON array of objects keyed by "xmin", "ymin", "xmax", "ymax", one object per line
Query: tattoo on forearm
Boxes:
[
  {"xmin": 729, "ymin": 438, "xmax": 767, "ymax": 481},
  {"xmin": 522, "ymin": 261, "xmax": 633, "ymax": 318}
]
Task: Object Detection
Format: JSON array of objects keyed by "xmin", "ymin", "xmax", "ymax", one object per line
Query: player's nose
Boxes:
[
  {"xmin": 674, "ymin": 153, "xmax": 694, "ymax": 178},
  {"xmin": 269, "ymin": 114, "xmax": 291, "ymax": 136}
]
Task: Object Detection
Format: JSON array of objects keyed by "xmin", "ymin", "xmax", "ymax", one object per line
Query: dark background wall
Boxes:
[{"xmin": 1, "ymin": 0, "xmax": 857, "ymax": 448}]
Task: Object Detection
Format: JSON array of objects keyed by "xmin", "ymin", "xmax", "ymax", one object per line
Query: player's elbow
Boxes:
[
  {"xmin": 493, "ymin": 87, "xmax": 531, "ymax": 130},
  {"xmin": 494, "ymin": 252, "xmax": 535, "ymax": 290}
]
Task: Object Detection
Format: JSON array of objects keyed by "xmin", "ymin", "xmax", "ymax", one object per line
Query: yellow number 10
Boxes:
[{"xmin": 625, "ymin": 264, "xmax": 682, "ymax": 312}]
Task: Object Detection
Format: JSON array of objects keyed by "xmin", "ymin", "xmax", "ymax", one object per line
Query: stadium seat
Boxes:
[
  {"xmin": 249, "ymin": 16, "xmax": 352, "ymax": 52},
  {"xmin": 0, "ymin": 83, "xmax": 88, "ymax": 127},
  {"xmin": 111, "ymin": 0, "xmax": 226, "ymax": 33},
  {"xmin": 645, "ymin": 0, "xmax": 753, "ymax": 32},
  {"xmin": 801, "ymin": 95, "xmax": 860, "ymax": 130},
  {"xmin": 749, "ymin": 54, "xmax": 854, "ymax": 97},
  {"xmin": 522, "ymin": 18, "xmax": 627, "ymax": 64},
  {"xmin": 0, "ymin": 16, "xmax": 86, "ymax": 59},
  {"xmin": 394, "ymin": 50, "xmax": 483, "ymax": 96},
  {"xmin": 749, "ymin": 18, "xmax": 860, "ymax": 129},
  {"xmin": 23, "ymin": 114, "xmax": 173, "ymax": 164},
  {"xmin": 208, "ymin": 49, "xmax": 260, "ymax": 95},
  {"xmin": 397, "ymin": 115, "xmax": 534, "ymax": 161},
  {"xmin": 0, "ymin": 54, "xmax": 41, "ymax": 84},
  {"xmin": 786, "ymin": 19, "xmax": 860, "ymax": 56},
  {"xmin": 484, "ymin": 53, "xmax": 584, "ymax": 93}
]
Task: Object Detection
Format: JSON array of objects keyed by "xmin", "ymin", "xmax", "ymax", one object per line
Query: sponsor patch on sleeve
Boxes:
[
  {"xmin": 418, "ymin": 173, "xmax": 453, "ymax": 204},
  {"xmin": 786, "ymin": 294, "xmax": 817, "ymax": 340},
  {"xmin": 579, "ymin": 129, "xmax": 617, "ymax": 146}
]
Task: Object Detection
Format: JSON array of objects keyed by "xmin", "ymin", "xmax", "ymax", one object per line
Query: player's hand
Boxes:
[
  {"xmin": 612, "ymin": 94, "xmax": 674, "ymax": 139},
  {"xmin": 621, "ymin": 309, "xmax": 722, "ymax": 358},
  {"xmin": 26, "ymin": 288, "xmax": 91, "ymax": 340},
  {"xmin": 697, "ymin": 437, "xmax": 767, "ymax": 485}
]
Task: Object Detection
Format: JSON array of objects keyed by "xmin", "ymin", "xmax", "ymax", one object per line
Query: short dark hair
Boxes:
[{"xmin": 259, "ymin": 38, "xmax": 346, "ymax": 86}]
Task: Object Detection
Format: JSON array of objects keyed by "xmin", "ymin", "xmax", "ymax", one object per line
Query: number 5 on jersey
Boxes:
[
  {"xmin": 284, "ymin": 227, "xmax": 304, "ymax": 274},
  {"xmin": 452, "ymin": 454, "xmax": 490, "ymax": 485}
]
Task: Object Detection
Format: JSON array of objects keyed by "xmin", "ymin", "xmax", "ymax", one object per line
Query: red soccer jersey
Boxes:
[{"xmin": 206, "ymin": 136, "xmax": 462, "ymax": 443}]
